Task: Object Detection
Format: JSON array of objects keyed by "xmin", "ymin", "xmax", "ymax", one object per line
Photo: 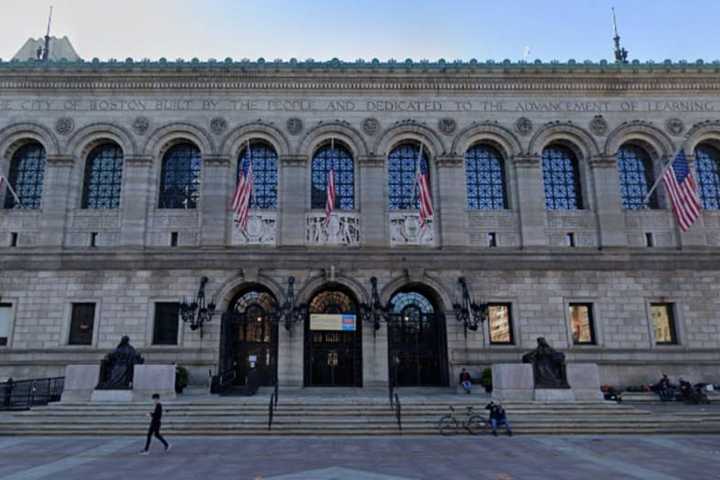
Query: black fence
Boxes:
[{"xmin": 0, "ymin": 377, "xmax": 65, "ymax": 410}]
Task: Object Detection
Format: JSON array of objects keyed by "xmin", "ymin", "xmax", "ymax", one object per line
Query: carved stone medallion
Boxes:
[
  {"xmin": 54, "ymin": 117, "xmax": 75, "ymax": 136},
  {"xmin": 286, "ymin": 117, "xmax": 303, "ymax": 135},
  {"xmin": 438, "ymin": 117, "xmax": 457, "ymax": 135},
  {"xmin": 589, "ymin": 115, "xmax": 608, "ymax": 136},
  {"xmin": 210, "ymin": 117, "xmax": 228, "ymax": 135},
  {"xmin": 666, "ymin": 118, "xmax": 685, "ymax": 136},
  {"xmin": 514, "ymin": 117, "xmax": 533, "ymax": 136},
  {"xmin": 131, "ymin": 116, "xmax": 150, "ymax": 136},
  {"xmin": 362, "ymin": 117, "xmax": 380, "ymax": 136}
]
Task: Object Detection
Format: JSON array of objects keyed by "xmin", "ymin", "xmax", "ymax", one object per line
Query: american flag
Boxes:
[
  {"xmin": 325, "ymin": 168, "xmax": 336, "ymax": 224},
  {"xmin": 232, "ymin": 146, "xmax": 254, "ymax": 231},
  {"xmin": 416, "ymin": 145, "xmax": 433, "ymax": 226},
  {"xmin": 662, "ymin": 150, "xmax": 700, "ymax": 232}
]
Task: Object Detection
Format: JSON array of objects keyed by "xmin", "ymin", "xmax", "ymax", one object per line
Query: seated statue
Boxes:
[
  {"xmin": 96, "ymin": 336, "xmax": 144, "ymax": 390},
  {"xmin": 522, "ymin": 337, "xmax": 569, "ymax": 389}
]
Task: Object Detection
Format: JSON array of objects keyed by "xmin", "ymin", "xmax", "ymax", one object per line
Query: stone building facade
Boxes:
[{"xmin": 1, "ymin": 57, "xmax": 720, "ymax": 389}]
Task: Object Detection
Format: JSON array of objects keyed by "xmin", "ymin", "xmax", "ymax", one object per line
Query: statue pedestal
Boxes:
[
  {"xmin": 567, "ymin": 363, "xmax": 604, "ymax": 401},
  {"xmin": 133, "ymin": 365, "xmax": 176, "ymax": 401},
  {"xmin": 534, "ymin": 388, "xmax": 576, "ymax": 402},
  {"xmin": 91, "ymin": 389, "xmax": 133, "ymax": 402},
  {"xmin": 491, "ymin": 364, "xmax": 534, "ymax": 401},
  {"xmin": 61, "ymin": 364, "xmax": 100, "ymax": 403}
]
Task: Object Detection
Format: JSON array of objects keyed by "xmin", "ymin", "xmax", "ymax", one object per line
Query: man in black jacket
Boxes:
[
  {"xmin": 485, "ymin": 401, "xmax": 512, "ymax": 437},
  {"xmin": 140, "ymin": 393, "xmax": 170, "ymax": 454}
]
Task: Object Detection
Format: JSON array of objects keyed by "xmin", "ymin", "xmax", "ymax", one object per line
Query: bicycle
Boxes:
[{"xmin": 437, "ymin": 405, "xmax": 489, "ymax": 435}]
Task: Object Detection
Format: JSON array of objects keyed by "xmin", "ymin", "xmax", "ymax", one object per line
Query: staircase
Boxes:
[{"xmin": 3, "ymin": 395, "xmax": 720, "ymax": 436}]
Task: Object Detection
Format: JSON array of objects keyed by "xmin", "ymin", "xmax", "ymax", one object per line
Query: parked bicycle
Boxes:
[{"xmin": 437, "ymin": 405, "xmax": 489, "ymax": 435}]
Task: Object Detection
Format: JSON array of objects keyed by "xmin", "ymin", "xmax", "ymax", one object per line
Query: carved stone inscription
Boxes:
[{"xmin": 1, "ymin": 98, "xmax": 717, "ymax": 113}]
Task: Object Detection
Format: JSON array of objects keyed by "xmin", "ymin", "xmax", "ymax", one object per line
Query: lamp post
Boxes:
[
  {"xmin": 360, "ymin": 277, "xmax": 391, "ymax": 338},
  {"xmin": 272, "ymin": 276, "xmax": 308, "ymax": 331},
  {"xmin": 179, "ymin": 276, "xmax": 217, "ymax": 338},
  {"xmin": 452, "ymin": 277, "xmax": 487, "ymax": 339}
]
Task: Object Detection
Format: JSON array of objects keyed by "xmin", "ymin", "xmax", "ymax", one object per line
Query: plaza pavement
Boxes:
[{"xmin": 0, "ymin": 435, "xmax": 718, "ymax": 480}]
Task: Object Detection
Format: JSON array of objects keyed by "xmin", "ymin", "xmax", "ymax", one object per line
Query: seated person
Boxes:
[
  {"xmin": 652, "ymin": 374, "xmax": 674, "ymax": 401},
  {"xmin": 459, "ymin": 368, "xmax": 472, "ymax": 394},
  {"xmin": 485, "ymin": 401, "xmax": 512, "ymax": 437}
]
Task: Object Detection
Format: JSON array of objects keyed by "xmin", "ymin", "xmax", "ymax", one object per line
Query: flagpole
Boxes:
[{"xmin": 642, "ymin": 148, "xmax": 682, "ymax": 205}]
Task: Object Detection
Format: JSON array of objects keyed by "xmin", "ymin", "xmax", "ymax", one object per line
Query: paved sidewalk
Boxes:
[{"xmin": 0, "ymin": 435, "xmax": 718, "ymax": 480}]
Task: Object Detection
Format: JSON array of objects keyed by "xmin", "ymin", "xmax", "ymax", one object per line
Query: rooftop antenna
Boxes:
[
  {"xmin": 523, "ymin": 46, "xmax": 531, "ymax": 62},
  {"xmin": 42, "ymin": 5, "xmax": 53, "ymax": 61},
  {"xmin": 612, "ymin": 7, "xmax": 628, "ymax": 64}
]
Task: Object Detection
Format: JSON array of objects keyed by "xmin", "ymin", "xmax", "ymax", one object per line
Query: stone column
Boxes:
[
  {"xmin": 279, "ymin": 154, "xmax": 308, "ymax": 246},
  {"xmin": 200, "ymin": 155, "xmax": 231, "ymax": 246},
  {"xmin": 39, "ymin": 155, "xmax": 74, "ymax": 247},
  {"xmin": 358, "ymin": 155, "xmax": 386, "ymax": 247},
  {"xmin": 589, "ymin": 155, "xmax": 628, "ymax": 247},
  {"xmin": 120, "ymin": 155, "xmax": 153, "ymax": 247},
  {"xmin": 513, "ymin": 155, "xmax": 547, "ymax": 247},
  {"xmin": 436, "ymin": 155, "xmax": 466, "ymax": 247},
  {"xmin": 678, "ymin": 154, "xmax": 707, "ymax": 247}
]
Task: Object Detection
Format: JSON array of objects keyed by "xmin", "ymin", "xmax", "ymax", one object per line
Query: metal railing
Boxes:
[
  {"xmin": 393, "ymin": 392, "xmax": 402, "ymax": 431},
  {"xmin": 268, "ymin": 377, "xmax": 279, "ymax": 431},
  {"xmin": 1, "ymin": 377, "xmax": 64, "ymax": 410}
]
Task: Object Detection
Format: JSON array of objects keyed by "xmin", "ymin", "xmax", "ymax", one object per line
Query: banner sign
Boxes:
[{"xmin": 310, "ymin": 313, "xmax": 356, "ymax": 332}]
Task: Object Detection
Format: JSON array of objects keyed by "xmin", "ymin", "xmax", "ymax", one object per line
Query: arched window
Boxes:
[
  {"xmin": 237, "ymin": 142, "xmax": 278, "ymax": 209},
  {"xmin": 158, "ymin": 143, "xmax": 201, "ymax": 209},
  {"xmin": 617, "ymin": 145, "xmax": 657, "ymax": 209},
  {"xmin": 4, "ymin": 142, "xmax": 46, "ymax": 209},
  {"xmin": 542, "ymin": 145, "xmax": 583, "ymax": 210},
  {"xmin": 311, "ymin": 142, "xmax": 354, "ymax": 210},
  {"xmin": 388, "ymin": 142, "xmax": 430, "ymax": 210},
  {"xmin": 465, "ymin": 144, "xmax": 507, "ymax": 209},
  {"xmin": 695, "ymin": 144, "xmax": 720, "ymax": 209},
  {"xmin": 82, "ymin": 143, "xmax": 123, "ymax": 209}
]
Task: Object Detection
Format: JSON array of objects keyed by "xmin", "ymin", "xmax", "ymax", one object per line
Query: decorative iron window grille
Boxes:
[
  {"xmin": 389, "ymin": 291, "xmax": 435, "ymax": 315},
  {"xmin": 696, "ymin": 144, "xmax": 720, "ymax": 210},
  {"xmin": 617, "ymin": 145, "xmax": 657, "ymax": 209},
  {"xmin": 310, "ymin": 143, "xmax": 354, "ymax": 210},
  {"xmin": 388, "ymin": 143, "xmax": 430, "ymax": 210},
  {"xmin": 232, "ymin": 290, "xmax": 277, "ymax": 343},
  {"xmin": 309, "ymin": 290, "xmax": 355, "ymax": 314},
  {"xmin": 82, "ymin": 144, "xmax": 123, "ymax": 209},
  {"xmin": 158, "ymin": 143, "xmax": 201, "ymax": 209},
  {"xmin": 237, "ymin": 142, "xmax": 278, "ymax": 209},
  {"xmin": 542, "ymin": 145, "xmax": 583, "ymax": 210},
  {"xmin": 4, "ymin": 143, "xmax": 46, "ymax": 209},
  {"xmin": 465, "ymin": 144, "xmax": 507, "ymax": 209}
]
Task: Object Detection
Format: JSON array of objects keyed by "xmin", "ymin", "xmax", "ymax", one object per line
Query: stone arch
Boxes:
[
  {"xmin": 529, "ymin": 122, "xmax": 600, "ymax": 160},
  {"xmin": 296, "ymin": 273, "xmax": 369, "ymax": 306},
  {"xmin": 451, "ymin": 122, "xmax": 522, "ymax": 158},
  {"xmin": 143, "ymin": 122, "xmax": 215, "ymax": 158},
  {"xmin": 66, "ymin": 122, "xmax": 138, "ymax": 160},
  {"xmin": 220, "ymin": 121, "xmax": 291, "ymax": 159},
  {"xmin": 379, "ymin": 274, "xmax": 452, "ymax": 311},
  {"xmin": 373, "ymin": 121, "xmax": 446, "ymax": 158},
  {"xmin": 604, "ymin": 121, "xmax": 675, "ymax": 159},
  {"xmin": 298, "ymin": 122, "xmax": 369, "ymax": 159},
  {"xmin": 0, "ymin": 122, "xmax": 61, "ymax": 161},
  {"xmin": 684, "ymin": 121, "xmax": 720, "ymax": 154},
  {"xmin": 213, "ymin": 273, "xmax": 286, "ymax": 312}
]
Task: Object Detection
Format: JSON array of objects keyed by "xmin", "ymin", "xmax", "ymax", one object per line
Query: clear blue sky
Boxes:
[{"xmin": 2, "ymin": 0, "xmax": 719, "ymax": 61}]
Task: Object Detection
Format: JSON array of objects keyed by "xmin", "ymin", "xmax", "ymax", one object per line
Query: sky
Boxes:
[{"xmin": 1, "ymin": 0, "xmax": 719, "ymax": 62}]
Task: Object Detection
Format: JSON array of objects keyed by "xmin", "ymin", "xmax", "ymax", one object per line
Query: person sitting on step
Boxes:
[
  {"xmin": 485, "ymin": 401, "xmax": 512, "ymax": 437},
  {"xmin": 459, "ymin": 368, "xmax": 472, "ymax": 394}
]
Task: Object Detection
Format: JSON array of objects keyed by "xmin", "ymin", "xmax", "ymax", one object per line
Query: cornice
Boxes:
[{"xmin": 46, "ymin": 154, "xmax": 74, "ymax": 166}]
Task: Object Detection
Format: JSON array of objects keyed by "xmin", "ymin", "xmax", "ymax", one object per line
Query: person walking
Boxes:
[
  {"xmin": 485, "ymin": 401, "xmax": 512, "ymax": 437},
  {"xmin": 140, "ymin": 393, "xmax": 171, "ymax": 455}
]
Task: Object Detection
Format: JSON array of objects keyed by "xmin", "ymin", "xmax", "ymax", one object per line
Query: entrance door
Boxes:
[
  {"xmin": 387, "ymin": 290, "xmax": 448, "ymax": 386},
  {"xmin": 305, "ymin": 289, "xmax": 362, "ymax": 387}
]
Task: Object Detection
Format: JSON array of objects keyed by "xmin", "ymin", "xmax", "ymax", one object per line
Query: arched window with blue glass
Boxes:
[
  {"xmin": 616, "ymin": 144, "xmax": 657, "ymax": 209},
  {"xmin": 542, "ymin": 145, "xmax": 583, "ymax": 210},
  {"xmin": 465, "ymin": 143, "xmax": 507, "ymax": 209},
  {"xmin": 237, "ymin": 141, "xmax": 278, "ymax": 209},
  {"xmin": 388, "ymin": 142, "xmax": 430, "ymax": 210},
  {"xmin": 4, "ymin": 142, "xmax": 46, "ymax": 209},
  {"xmin": 695, "ymin": 143, "xmax": 720, "ymax": 210},
  {"xmin": 310, "ymin": 140, "xmax": 354, "ymax": 210},
  {"xmin": 158, "ymin": 142, "xmax": 202, "ymax": 209},
  {"xmin": 82, "ymin": 143, "xmax": 124, "ymax": 209}
]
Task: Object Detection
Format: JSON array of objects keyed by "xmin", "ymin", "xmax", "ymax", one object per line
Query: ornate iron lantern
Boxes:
[
  {"xmin": 272, "ymin": 276, "xmax": 308, "ymax": 331},
  {"xmin": 179, "ymin": 276, "xmax": 217, "ymax": 338},
  {"xmin": 360, "ymin": 277, "xmax": 390, "ymax": 337},
  {"xmin": 452, "ymin": 277, "xmax": 487, "ymax": 338}
]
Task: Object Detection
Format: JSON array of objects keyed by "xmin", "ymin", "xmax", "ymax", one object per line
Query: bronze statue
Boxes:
[
  {"xmin": 96, "ymin": 336, "xmax": 144, "ymax": 389},
  {"xmin": 522, "ymin": 337, "xmax": 569, "ymax": 388}
]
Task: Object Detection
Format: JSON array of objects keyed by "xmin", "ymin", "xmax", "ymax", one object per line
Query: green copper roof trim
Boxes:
[{"xmin": 1, "ymin": 56, "xmax": 720, "ymax": 71}]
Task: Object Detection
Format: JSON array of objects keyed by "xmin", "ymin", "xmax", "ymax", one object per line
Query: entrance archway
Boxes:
[
  {"xmin": 305, "ymin": 286, "xmax": 362, "ymax": 387},
  {"xmin": 219, "ymin": 286, "xmax": 279, "ymax": 387},
  {"xmin": 387, "ymin": 287, "xmax": 448, "ymax": 386}
]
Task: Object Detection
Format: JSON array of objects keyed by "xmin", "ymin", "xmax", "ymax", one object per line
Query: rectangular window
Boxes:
[
  {"xmin": 68, "ymin": 303, "xmax": 96, "ymax": 346},
  {"xmin": 651, "ymin": 303, "xmax": 678, "ymax": 345},
  {"xmin": 153, "ymin": 302, "xmax": 180, "ymax": 345},
  {"xmin": 569, "ymin": 303, "xmax": 596, "ymax": 345},
  {"xmin": 488, "ymin": 303, "xmax": 513, "ymax": 344},
  {"xmin": 566, "ymin": 232, "xmax": 576, "ymax": 247},
  {"xmin": 170, "ymin": 232, "xmax": 179, "ymax": 247},
  {"xmin": 10, "ymin": 233, "xmax": 18, "ymax": 247},
  {"xmin": 487, "ymin": 232, "xmax": 497, "ymax": 247},
  {"xmin": 0, "ymin": 304, "xmax": 12, "ymax": 346}
]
